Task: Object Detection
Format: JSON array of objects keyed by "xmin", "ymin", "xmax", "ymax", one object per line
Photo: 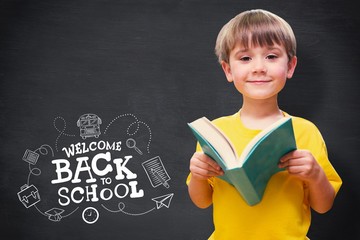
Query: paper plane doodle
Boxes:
[{"xmin": 151, "ymin": 193, "xmax": 174, "ymax": 209}]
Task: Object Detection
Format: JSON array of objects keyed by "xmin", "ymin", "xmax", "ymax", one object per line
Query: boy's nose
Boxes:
[{"xmin": 252, "ymin": 60, "xmax": 267, "ymax": 74}]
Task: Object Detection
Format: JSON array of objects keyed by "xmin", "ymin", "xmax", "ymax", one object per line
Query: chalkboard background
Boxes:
[{"xmin": 1, "ymin": 0, "xmax": 359, "ymax": 239}]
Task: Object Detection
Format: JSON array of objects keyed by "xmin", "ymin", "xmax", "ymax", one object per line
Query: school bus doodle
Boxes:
[
  {"xmin": 77, "ymin": 113, "xmax": 102, "ymax": 140},
  {"xmin": 17, "ymin": 113, "xmax": 174, "ymax": 224}
]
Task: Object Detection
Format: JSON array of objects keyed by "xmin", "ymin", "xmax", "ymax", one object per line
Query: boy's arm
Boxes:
[
  {"xmin": 188, "ymin": 152, "xmax": 224, "ymax": 209},
  {"xmin": 279, "ymin": 149, "xmax": 335, "ymax": 213},
  {"xmin": 188, "ymin": 176, "xmax": 213, "ymax": 209}
]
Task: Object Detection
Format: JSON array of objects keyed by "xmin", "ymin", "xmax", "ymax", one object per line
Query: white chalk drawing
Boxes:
[
  {"xmin": 104, "ymin": 113, "xmax": 152, "ymax": 154},
  {"xmin": 126, "ymin": 138, "xmax": 143, "ymax": 155},
  {"xmin": 22, "ymin": 149, "xmax": 39, "ymax": 165},
  {"xmin": 17, "ymin": 184, "xmax": 41, "ymax": 208},
  {"xmin": 102, "ymin": 202, "xmax": 155, "ymax": 216},
  {"xmin": 142, "ymin": 156, "xmax": 171, "ymax": 188},
  {"xmin": 101, "ymin": 193, "xmax": 174, "ymax": 216},
  {"xmin": 53, "ymin": 116, "xmax": 76, "ymax": 152},
  {"xmin": 82, "ymin": 207, "xmax": 99, "ymax": 224},
  {"xmin": 17, "ymin": 144, "xmax": 79, "ymax": 222},
  {"xmin": 77, "ymin": 113, "xmax": 102, "ymax": 139},
  {"xmin": 45, "ymin": 208, "xmax": 64, "ymax": 222},
  {"xmin": 152, "ymin": 193, "xmax": 174, "ymax": 209},
  {"xmin": 19, "ymin": 113, "xmax": 173, "ymax": 224}
]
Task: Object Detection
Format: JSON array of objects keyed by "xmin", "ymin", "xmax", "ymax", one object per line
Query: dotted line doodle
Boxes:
[
  {"xmin": 103, "ymin": 113, "xmax": 138, "ymax": 134},
  {"xmin": 137, "ymin": 121, "xmax": 152, "ymax": 154},
  {"xmin": 53, "ymin": 116, "xmax": 75, "ymax": 152},
  {"xmin": 101, "ymin": 202, "xmax": 155, "ymax": 216},
  {"xmin": 104, "ymin": 113, "xmax": 152, "ymax": 154}
]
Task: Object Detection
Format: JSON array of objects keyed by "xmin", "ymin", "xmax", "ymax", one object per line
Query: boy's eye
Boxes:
[
  {"xmin": 266, "ymin": 54, "xmax": 278, "ymax": 60},
  {"xmin": 240, "ymin": 56, "xmax": 251, "ymax": 61}
]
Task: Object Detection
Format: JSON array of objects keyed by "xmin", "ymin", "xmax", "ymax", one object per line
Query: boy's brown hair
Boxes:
[{"xmin": 215, "ymin": 9, "xmax": 296, "ymax": 64}]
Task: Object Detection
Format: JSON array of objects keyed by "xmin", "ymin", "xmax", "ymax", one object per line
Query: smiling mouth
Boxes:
[{"xmin": 247, "ymin": 80, "xmax": 272, "ymax": 84}]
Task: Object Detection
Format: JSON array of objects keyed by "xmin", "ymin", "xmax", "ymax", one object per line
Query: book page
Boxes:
[
  {"xmin": 238, "ymin": 117, "xmax": 291, "ymax": 165},
  {"xmin": 190, "ymin": 117, "xmax": 238, "ymax": 167}
]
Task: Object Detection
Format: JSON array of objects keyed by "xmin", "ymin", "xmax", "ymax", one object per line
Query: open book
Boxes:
[{"xmin": 188, "ymin": 116, "xmax": 297, "ymax": 206}]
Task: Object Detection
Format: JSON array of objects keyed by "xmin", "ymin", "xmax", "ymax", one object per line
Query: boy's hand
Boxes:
[
  {"xmin": 279, "ymin": 149, "xmax": 336, "ymax": 213},
  {"xmin": 279, "ymin": 149, "xmax": 322, "ymax": 183},
  {"xmin": 189, "ymin": 152, "xmax": 224, "ymax": 181}
]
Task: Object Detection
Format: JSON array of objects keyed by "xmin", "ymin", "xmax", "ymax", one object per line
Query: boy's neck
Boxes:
[{"xmin": 239, "ymin": 99, "xmax": 284, "ymax": 129}]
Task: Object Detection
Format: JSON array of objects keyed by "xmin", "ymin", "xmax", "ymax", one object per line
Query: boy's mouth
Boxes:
[{"xmin": 247, "ymin": 80, "xmax": 272, "ymax": 84}]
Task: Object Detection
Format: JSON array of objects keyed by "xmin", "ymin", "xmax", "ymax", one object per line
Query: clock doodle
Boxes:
[{"xmin": 82, "ymin": 207, "xmax": 99, "ymax": 224}]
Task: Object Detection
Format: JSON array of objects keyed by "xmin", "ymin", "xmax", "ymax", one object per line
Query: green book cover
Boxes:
[{"xmin": 188, "ymin": 116, "xmax": 297, "ymax": 206}]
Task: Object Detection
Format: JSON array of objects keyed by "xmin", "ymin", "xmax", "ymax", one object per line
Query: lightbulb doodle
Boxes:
[{"xmin": 17, "ymin": 113, "xmax": 174, "ymax": 224}]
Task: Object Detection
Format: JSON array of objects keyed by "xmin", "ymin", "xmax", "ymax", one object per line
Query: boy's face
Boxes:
[{"xmin": 221, "ymin": 43, "xmax": 297, "ymax": 101}]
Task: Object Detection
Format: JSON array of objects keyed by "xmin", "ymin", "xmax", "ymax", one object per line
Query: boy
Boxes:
[{"xmin": 187, "ymin": 9, "xmax": 342, "ymax": 240}]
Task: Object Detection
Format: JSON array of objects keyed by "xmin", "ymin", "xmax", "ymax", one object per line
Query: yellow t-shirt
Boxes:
[{"xmin": 187, "ymin": 111, "xmax": 342, "ymax": 240}]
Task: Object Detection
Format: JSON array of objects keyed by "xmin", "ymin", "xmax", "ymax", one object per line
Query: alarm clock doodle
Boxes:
[{"xmin": 17, "ymin": 113, "xmax": 174, "ymax": 224}]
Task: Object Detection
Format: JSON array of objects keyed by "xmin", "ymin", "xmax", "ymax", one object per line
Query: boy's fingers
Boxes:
[
  {"xmin": 192, "ymin": 152, "xmax": 223, "ymax": 175},
  {"xmin": 280, "ymin": 149, "xmax": 303, "ymax": 163},
  {"xmin": 202, "ymin": 154, "xmax": 222, "ymax": 170},
  {"xmin": 197, "ymin": 158, "xmax": 223, "ymax": 174},
  {"xmin": 191, "ymin": 162, "xmax": 222, "ymax": 178}
]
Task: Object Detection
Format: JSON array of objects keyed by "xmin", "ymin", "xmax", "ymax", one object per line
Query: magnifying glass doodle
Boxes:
[{"xmin": 126, "ymin": 138, "xmax": 143, "ymax": 155}]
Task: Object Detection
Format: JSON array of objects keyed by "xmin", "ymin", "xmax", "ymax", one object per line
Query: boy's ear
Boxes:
[
  {"xmin": 221, "ymin": 61, "xmax": 233, "ymax": 82},
  {"xmin": 287, "ymin": 56, "xmax": 297, "ymax": 79}
]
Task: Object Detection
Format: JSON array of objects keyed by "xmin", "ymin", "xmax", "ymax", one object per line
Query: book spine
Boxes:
[{"xmin": 227, "ymin": 168, "xmax": 261, "ymax": 206}]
